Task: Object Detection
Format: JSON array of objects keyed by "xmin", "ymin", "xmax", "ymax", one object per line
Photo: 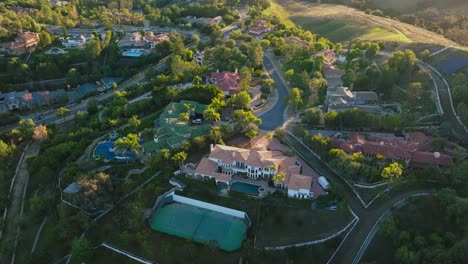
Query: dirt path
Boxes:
[{"xmin": 1, "ymin": 141, "xmax": 40, "ymax": 262}]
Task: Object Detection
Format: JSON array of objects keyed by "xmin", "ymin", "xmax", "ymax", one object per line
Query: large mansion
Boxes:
[
  {"xmin": 0, "ymin": 31, "xmax": 40, "ymax": 55},
  {"xmin": 332, "ymin": 133, "xmax": 454, "ymax": 168},
  {"xmin": 195, "ymin": 144, "xmax": 315, "ymax": 199}
]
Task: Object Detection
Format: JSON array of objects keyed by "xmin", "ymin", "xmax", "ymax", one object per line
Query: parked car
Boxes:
[{"xmin": 191, "ymin": 119, "xmax": 202, "ymax": 124}]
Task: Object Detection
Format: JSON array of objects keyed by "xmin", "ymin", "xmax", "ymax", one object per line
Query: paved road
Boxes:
[
  {"xmin": 258, "ymin": 54, "xmax": 288, "ymax": 130},
  {"xmin": 283, "ymin": 133, "xmax": 434, "ymax": 264},
  {"xmin": 0, "ymin": 56, "xmax": 169, "ymax": 135},
  {"xmin": 378, "ymin": 51, "xmax": 468, "ymax": 143}
]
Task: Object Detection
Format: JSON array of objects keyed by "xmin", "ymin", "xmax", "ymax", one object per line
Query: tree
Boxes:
[
  {"xmin": 56, "ymin": 107, "xmax": 70, "ymax": 120},
  {"xmin": 261, "ymin": 78, "xmax": 276, "ymax": 98},
  {"xmin": 204, "ymin": 107, "xmax": 221, "ymax": 122},
  {"xmin": 431, "ymin": 137, "xmax": 445, "ymax": 151},
  {"xmin": 32, "ymin": 125, "xmax": 48, "ymax": 142},
  {"xmin": 246, "ymin": 129, "xmax": 260, "ymax": 139},
  {"xmin": 232, "ymin": 109, "xmax": 262, "ymax": 131},
  {"xmin": 128, "ymin": 115, "xmax": 141, "ymax": 131},
  {"xmin": 178, "ymin": 112, "xmax": 190, "ymax": 123},
  {"xmin": 381, "ymin": 162, "xmax": 403, "ymax": 189},
  {"xmin": 0, "ymin": 140, "xmax": 16, "ymax": 167},
  {"xmin": 418, "ymin": 49, "xmax": 430, "ymax": 60},
  {"xmin": 172, "ymin": 151, "xmax": 187, "ymax": 173},
  {"xmin": 108, "ymin": 119, "xmax": 118, "ymax": 129},
  {"xmin": 239, "ymin": 66, "xmax": 252, "ymax": 91},
  {"xmin": 287, "ymin": 88, "xmax": 302, "ymax": 109},
  {"xmin": 114, "ymin": 133, "xmax": 141, "ymax": 156},
  {"xmin": 19, "ymin": 119, "xmax": 35, "ymax": 138},
  {"xmin": 302, "ymin": 108, "xmax": 323, "ymax": 126},
  {"xmin": 229, "ymin": 91, "xmax": 251, "ymax": 109},
  {"xmin": 70, "ymin": 237, "xmax": 93, "ymax": 262},
  {"xmin": 210, "ymin": 126, "xmax": 223, "ymax": 144},
  {"xmin": 365, "ymin": 43, "xmax": 380, "ymax": 59},
  {"xmin": 272, "ymin": 172, "xmax": 286, "ymax": 185},
  {"xmin": 75, "ymin": 111, "xmax": 88, "ymax": 125},
  {"xmin": 84, "ymin": 39, "xmax": 102, "ymax": 59},
  {"xmin": 324, "ymin": 111, "xmax": 339, "ymax": 128},
  {"xmin": 87, "ymin": 99, "xmax": 99, "ymax": 114}
]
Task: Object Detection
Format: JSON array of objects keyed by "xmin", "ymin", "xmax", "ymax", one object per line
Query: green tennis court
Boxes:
[{"xmin": 150, "ymin": 202, "xmax": 249, "ymax": 251}]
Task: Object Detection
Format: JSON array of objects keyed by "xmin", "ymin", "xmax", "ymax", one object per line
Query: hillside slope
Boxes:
[{"xmin": 271, "ymin": 0, "xmax": 465, "ymax": 49}]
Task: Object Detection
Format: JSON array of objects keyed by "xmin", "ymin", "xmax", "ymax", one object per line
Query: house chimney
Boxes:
[
  {"xmin": 216, "ymin": 69, "xmax": 219, "ymax": 73},
  {"xmin": 235, "ymin": 68, "xmax": 238, "ymax": 73},
  {"xmin": 434, "ymin": 152, "xmax": 440, "ymax": 159},
  {"xmin": 210, "ymin": 144, "xmax": 214, "ymax": 152}
]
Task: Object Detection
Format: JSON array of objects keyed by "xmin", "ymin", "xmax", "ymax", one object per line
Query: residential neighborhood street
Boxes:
[{"xmin": 258, "ymin": 53, "xmax": 289, "ymax": 130}]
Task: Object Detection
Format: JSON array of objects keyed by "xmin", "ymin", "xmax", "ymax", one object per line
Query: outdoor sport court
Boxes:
[{"xmin": 150, "ymin": 200, "xmax": 250, "ymax": 251}]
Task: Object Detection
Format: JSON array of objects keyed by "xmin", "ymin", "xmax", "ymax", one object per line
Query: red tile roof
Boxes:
[
  {"xmin": 411, "ymin": 151, "xmax": 454, "ymax": 167},
  {"xmin": 208, "ymin": 71, "xmax": 241, "ymax": 95},
  {"xmin": 334, "ymin": 133, "xmax": 453, "ymax": 167},
  {"xmin": 249, "ymin": 20, "xmax": 271, "ymax": 35}
]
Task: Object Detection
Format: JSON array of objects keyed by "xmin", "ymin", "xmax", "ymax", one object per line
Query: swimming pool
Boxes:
[
  {"xmin": 94, "ymin": 141, "xmax": 115, "ymax": 161},
  {"xmin": 230, "ymin": 182, "xmax": 261, "ymax": 196},
  {"xmin": 122, "ymin": 50, "xmax": 143, "ymax": 57},
  {"xmin": 93, "ymin": 141, "xmax": 138, "ymax": 162}
]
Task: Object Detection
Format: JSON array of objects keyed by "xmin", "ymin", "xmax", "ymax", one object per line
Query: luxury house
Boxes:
[
  {"xmin": 207, "ymin": 70, "xmax": 241, "ymax": 96},
  {"xmin": 62, "ymin": 34, "xmax": 88, "ymax": 48},
  {"xmin": 194, "ymin": 144, "xmax": 316, "ymax": 199},
  {"xmin": 118, "ymin": 32, "xmax": 169, "ymax": 48},
  {"xmin": 332, "ymin": 133, "xmax": 454, "ymax": 168},
  {"xmin": 248, "ymin": 20, "xmax": 271, "ymax": 39},
  {"xmin": 0, "ymin": 31, "xmax": 40, "ymax": 55},
  {"xmin": 325, "ymin": 85, "xmax": 380, "ymax": 113},
  {"xmin": 284, "ymin": 35, "xmax": 310, "ymax": 46},
  {"xmin": 141, "ymin": 100, "xmax": 211, "ymax": 153}
]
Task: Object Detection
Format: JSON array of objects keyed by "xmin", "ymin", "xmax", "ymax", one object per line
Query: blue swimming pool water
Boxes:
[
  {"xmin": 122, "ymin": 51, "xmax": 142, "ymax": 57},
  {"xmin": 94, "ymin": 141, "xmax": 138, "ymax": 161},
  {"xmin": 230, "ymin": 182, "xmax": 260, "ymax": 196},
  {"xmin": 94, "ymin": 142, "xmax": 115, "ymax": 160}
]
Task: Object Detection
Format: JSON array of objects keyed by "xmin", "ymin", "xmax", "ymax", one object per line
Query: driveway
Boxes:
[{"xmin": 258, "ymin": 54, "xmax": 289, "ymax": 130}]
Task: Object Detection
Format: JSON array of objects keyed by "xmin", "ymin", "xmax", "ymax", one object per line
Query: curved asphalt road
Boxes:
[{"xmin": 259, "ymin": 55, "xmax": 288, "ymax": 130}]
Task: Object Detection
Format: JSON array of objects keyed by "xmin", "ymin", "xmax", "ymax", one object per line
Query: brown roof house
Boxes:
[
  {"xmin": 332, "ymin": 132, "xmax": 454, "ymax": 168},
  {"xmin": 207, "ymin": 70, "xmax": 241, "ymax": 96},
  {"xmin": 195, "ymin": 144, "xmax": 315, "ymax": 199},
  {"xmin": 284, "ymin": 35, "xmax": 310, "ymax": 46},
  {"xmin": 0, "ymin": 32, "xmax": 40, "ymax": 55},
  {"xmin": 248, "ymin": 20, "xmax": 271, "ymax": 39}
]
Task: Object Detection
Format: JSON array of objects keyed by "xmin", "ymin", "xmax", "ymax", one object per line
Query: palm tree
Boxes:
[
  {"xmin": 178, "ymin": 112, "xmax": 190, "ymax": 123},
  {"xmin": 160, "ymin": 148, "xmax": 170, "ymax": 160},
  {"xmin": 272, "ymin": 172, "xmax": 286, "ymax": 187},
  {"xmin": 114, "ymin": 133, "xmax": 141, "ymax": 161},
  {"xmin": 210, "ymin": 126, "xmax": 223, "ymax": 144},
  {"xmin": 204, "ymin": 107, "xmax": 220, "ymax": 122},
  {"xmin": 108, "ymin": 119, "xmax": 118, "ymax": 129},
  {"xmin": 210, "ymin": 95, "xmax": 225, "ymax": 111},
  {"xmin": 172, "ymin": 151, "xmax": 187, "ymax": 173},
  {"xmin": 128, "ymin": 115, "xmax": 141, "ymax": 132}
]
